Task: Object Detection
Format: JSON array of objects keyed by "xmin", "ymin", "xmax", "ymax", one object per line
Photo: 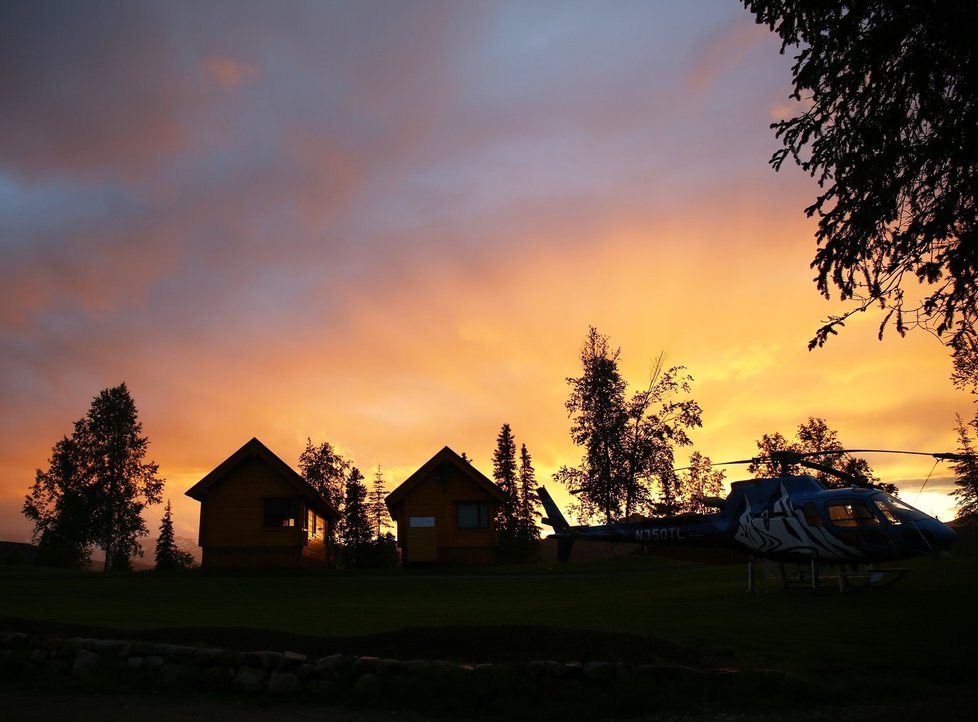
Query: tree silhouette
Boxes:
[
  {"xmin": 339, "ymin": 467, "xmax": 373, "ymax": 567},
  {"xmin": 24, "ymin": 383, "xmax": 163, "ymax": 571},
  {"xmin": 368, "ymin": 465, "xmax": 390, "ymax": 539},
  {"xmin": 154, "ymin": 500, "xmax": 195, "ymax": 570},
  {"xmin": 491, "ymin": 426, "xmax": 540, "ymax": 562},
  {"xmin": 556, "ymin": 328, "xmax": 702, "ymax": 523},
  {"xmin": 744, "ymin": 1, "xmax": 978, "ymax": 389},
  {"xmin": 492, "ymin": 423, "xmax": 519, "ymax": 539},
  {"xmin": 24, "ymin": 435, "xmax": 91, "ymax": 568},
  {"xmin": 677, "ymin": 452, "xmax": 726, "ymax": 514},
  {"xmin": 517, "ymin": 443, "xmax": 540, "ymax": 542},
  {"xmin": 749, "ymin": 417, "xmax": 894, "ymax": 493},
  {"xmin": 950, "ymin": 414, "xmax": 978, "ymax": 518},
  {"xmin": 299, "ymin": 438, "xmax": 349, "ymax": 516}
]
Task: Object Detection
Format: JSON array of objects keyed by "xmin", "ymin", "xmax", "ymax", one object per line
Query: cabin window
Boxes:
[
  {"xmin": 803, "ymin": 502, "xmax": 824, "ymax": 527},
  {"xmin": 264, "ymin": 498, "xmax": 300, "ymax": 528},
  {"xmin": 457, "ymin": 502, "xmax": 489, "ymax": 529},
  {"xmin": 826, "ymin": 501, "xmax": 879, "ymax": 527},
  {"xmin": 308, "ymin": 509, "xmax": 319, "ymax": 537}
]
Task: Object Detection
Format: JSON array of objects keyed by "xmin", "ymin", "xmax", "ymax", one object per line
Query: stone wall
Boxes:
[{"xmin": 0, "ymin": 631, "xmax": 795, "ymax": 716}]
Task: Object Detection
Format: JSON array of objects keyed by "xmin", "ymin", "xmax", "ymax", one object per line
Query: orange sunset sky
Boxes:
[{"xmin": 0, "ymin": 0, "xmax": 972, "ymax": 553}]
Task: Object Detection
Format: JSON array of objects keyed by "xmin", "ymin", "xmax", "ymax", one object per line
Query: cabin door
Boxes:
[{"xmin": 407, "ymin": 515, "xmax": 437, "ymax": 563}]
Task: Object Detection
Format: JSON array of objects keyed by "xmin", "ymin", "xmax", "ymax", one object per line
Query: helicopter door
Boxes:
[{"xmin": 825, "ymin": 501, "xmax": 893, "ymax": 553}]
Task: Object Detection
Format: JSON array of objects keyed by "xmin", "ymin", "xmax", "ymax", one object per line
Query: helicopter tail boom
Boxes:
[{"xmin": 537, "ymin": 486, "xmax": 570, "ymax": 532}]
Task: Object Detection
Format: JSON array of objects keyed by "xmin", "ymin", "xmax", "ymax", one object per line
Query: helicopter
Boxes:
[{"xmin": 537, "ymin": 449, "xmax": 965, "ymax": 591}]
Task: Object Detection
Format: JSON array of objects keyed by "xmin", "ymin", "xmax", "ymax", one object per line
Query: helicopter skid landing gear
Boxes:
[{"xmin": 751, "ymin": 559, "xmax": 913, "ymax": 591}]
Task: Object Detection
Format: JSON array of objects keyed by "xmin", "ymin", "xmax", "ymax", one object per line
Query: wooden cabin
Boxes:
[
  {"xmin": 385, "ymin": 446, "xmax": 506, "ymax": 565},
  {"xmin": 185, "ymin": 437, "xmax": 341, "ymax": 569}
]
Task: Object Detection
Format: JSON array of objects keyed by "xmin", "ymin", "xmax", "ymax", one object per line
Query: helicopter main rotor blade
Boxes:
[{"xmin": 672, "ymin": 449, "xmax": 973, "ymax": 474}]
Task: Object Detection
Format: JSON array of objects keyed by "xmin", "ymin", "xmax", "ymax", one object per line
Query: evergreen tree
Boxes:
[
  {"xmin": 154, "ymin": 500, "xmax": 195, "ymax": 570},
  {"xmin": 23, "ymin": 383, "xmax": 163, "ymax": 571},
  {"xmin": 491, "ymin": 425, "xmax": 541, "ymax": 563},
  {"xmin": 517, "ymin": 443, "xmax": 539, "ymax": 541},
  {"xmin": 556, "ymin": 328, "xmax": 702, "ymax": 523},
  {"xmin": 556, "ymin": 327, "xmax": 628, "ymax": 524},
  {"xmin": 492, "ymin": 423, "xmax": 519, "ymax": 540},
  {"xmin": 368, "ymin": 466, "xmax": 390, "ymax": 539},
  {"xmin": 340, "ymin": 467, "xmax": 372, "ymax": 567},
  {"xmin": 950, "ymin": 414, "xmax": 978, "ymax": 518}
]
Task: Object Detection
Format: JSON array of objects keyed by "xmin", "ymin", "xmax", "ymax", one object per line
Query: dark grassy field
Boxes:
[{"xmin": 3, "ymin": 531, "xmax": 977, "ymax": 719}]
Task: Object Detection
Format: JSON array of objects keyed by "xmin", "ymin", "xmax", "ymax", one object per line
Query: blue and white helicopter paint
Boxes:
[{"xmin": 537, "ymin": 450, "xmax": 962, "ymax": 590}]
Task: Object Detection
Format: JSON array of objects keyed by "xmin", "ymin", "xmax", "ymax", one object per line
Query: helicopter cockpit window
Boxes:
[
  {"xmin": 873, "ymin": 498, "xmax": 901, "ymax": 525},
  {"xmin": 826, "ymin": 502, "xmax": 880, "ymax": 527},
  {"xmin": 803, "ymin": 502, "xmax": 824, "ymax": 527}
]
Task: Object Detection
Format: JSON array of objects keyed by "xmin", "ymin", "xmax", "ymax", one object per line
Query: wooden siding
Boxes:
[
  {"xmin": 394, "ymin": 465, "xmax": 499, "ymax": 564},
  {"xmin": 196, "ymin": 455, "xmax": 331, "ymax": 568},
  {"xmin": 198, "ymin": 456, "xmax": 307, "ymax": 548}
]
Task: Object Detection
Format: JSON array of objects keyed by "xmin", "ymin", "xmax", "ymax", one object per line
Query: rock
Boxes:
[
  {"xmin": 92, "ymin": 639, "xmax": 129, "ymax": 657},
  {"xmin": 268, "ymin": 670, "xmax": 302, "ymax": 695},
  {"xmin": 193, "ymin": 648, "xmax": 224, "ymax": 666},
  {"xmin": 400, "ymin": 659, "xmax": 431, "ymax": 676},
  {"xmin": 142, "ymin": 655, "xmax": 165, "ymax": 672},
  {"xmin": 353, "ymin": 656, "xmax": 380, "ymax": 675},
  {"xmin": 314, "ymin": 653, "xmax": 353, "ymax": 678},
  {"xmin": 202, "ymin": 666, "xmax": 235, "ymax": 691},
  {"xmin": 353, "ymin": 672, "xmax": 380, "ymax": 699},
  {"xmin": 279, "ymin": 650, "xmax": 307, "ymax": 669},
  {"xmin": 257, "ymin": 651, "xmax": 284, "ymax": 670},
  {"xmin": 71, "ymin": 649, "xmax": 103, "ymax": 678},
  {"xmin": 157, "ymin": 662, "xmax": 200, "ymax": 691},
  {"xmin": 583, "ymin": 660, "xmax": 616, "ymax": 681},
  {"xmin": 0, "ymin": 632, "xmax": 30, "ymax": 649},
  {"xmin": 232, "ymin": 665, "xmax": 267, "ymax": 694}
]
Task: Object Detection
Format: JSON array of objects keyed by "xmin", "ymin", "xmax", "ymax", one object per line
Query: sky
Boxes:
[{"xmin": 1, "ymin": 0, "xmax": 972, "ymax": 554}]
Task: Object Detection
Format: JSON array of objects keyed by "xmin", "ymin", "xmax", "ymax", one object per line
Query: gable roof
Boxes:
[
  {"xmin": 185, "ymin": 437, "xmax": 341, "ymax": 521},
  {"xmin": 385, "ymin": 445, "xmax": 505, "ymax": 511}
]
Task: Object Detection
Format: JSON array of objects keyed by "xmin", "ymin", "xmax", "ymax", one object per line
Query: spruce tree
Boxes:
[
  {"xmin": 492, "ymin": 423, "xmax": 519, "ymax": 541},
  {"xmin": 517, "ymin": 443, "xmax": 540, "ymax": 542},
  {"xmin": 556, "ymin": 328, "xmax": 702, "ymax": 523},
  {"xmin": 951, "ymin": 414, "xmax": 978, "ymax": 519},
  {"xmin": 340, "ymin": 467, "xmax": 372, "ymax": 567},
  {"xmin": 368, "ymin": 466, "xmax": 389, "ymax": 539},
  {"xmin": 154, "ymin": 500, "xmax": 194, "ymax": 570}
]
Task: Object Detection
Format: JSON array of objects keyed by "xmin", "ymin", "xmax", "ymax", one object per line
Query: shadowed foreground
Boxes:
[{"xmin": 2, "ymin": 534, "xmax": 977, "ymax": 720}]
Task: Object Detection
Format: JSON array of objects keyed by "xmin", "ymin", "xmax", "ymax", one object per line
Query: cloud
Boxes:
[
  {"xmin": 686, "ymin": 15, "xmax": 774, "ymax": 93},
  {"xmin": 201, "ymin": 56, "xmax": 258, "ymax": 91},
  {"xmin": 0, "ymin": 1, "xmax": 205, "ymax": 182},
  {"xmin": 1, "ymin": 0, "xmax": 972, "ymax": 545}
]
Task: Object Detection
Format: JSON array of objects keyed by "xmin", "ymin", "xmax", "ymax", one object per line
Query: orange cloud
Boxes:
[{"xmin": 202, "ymin": 56, "xmax": 259, "ymax": 91}]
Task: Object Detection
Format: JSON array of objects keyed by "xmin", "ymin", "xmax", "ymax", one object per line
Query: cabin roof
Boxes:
[
  {"xmin": 185, "ymin": 436, "xmax": 341, "ymax": 521},
  {"xmin": 385, "ymin": 445, "xmax": 505, "ymax": 511}
]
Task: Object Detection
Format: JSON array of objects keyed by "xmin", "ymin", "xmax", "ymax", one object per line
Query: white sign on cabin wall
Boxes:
[{"xmin": 409, "ymin": 516, "xmax": 435, "ymax": 528}]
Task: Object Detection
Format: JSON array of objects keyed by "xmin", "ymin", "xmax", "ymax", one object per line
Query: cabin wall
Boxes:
[
  {"xmin": 196, "ymin": 456, "xmax": 331, "ymax": 568},
  {"xmin": 199, "ymin": 457, "xmax": 305, "ymax": 548},
  {"xmin": 394, "ymin": 468, "xmax": 499, "ymax": 564}
]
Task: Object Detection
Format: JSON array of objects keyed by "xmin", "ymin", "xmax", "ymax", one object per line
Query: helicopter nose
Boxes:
[
  {"xmin": 905, "ymin": 519, "xmax": 956, "ymax": 555},
  {"xmin": 931, "ymin": 521, "xmax": 957, "ymax": 551}
]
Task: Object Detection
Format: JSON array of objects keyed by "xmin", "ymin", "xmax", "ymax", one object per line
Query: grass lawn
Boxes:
[
  {"xmin": 3, "ymin": 539, "xmax": 978, "ymax": 720},
  {"xmin": 3, "ymin": 541, "xmax": 977, "ymax": 678}
]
